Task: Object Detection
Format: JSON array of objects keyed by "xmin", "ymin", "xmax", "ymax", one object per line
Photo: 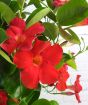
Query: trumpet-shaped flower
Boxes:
[
  {"xmin": 0, "ymin": 17, "xmax": 44, "ymax": 55},
  {"xmin": 14, "ymin": 39, "xmax": 63, "ymax": 89}
]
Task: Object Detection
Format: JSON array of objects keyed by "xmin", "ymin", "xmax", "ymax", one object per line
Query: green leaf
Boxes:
[
  {"xmin": 0, "ymin": 1, "xmax": 15, "ymax": 24},
  {"xmin": 47, "ymin": 11, "xmax": 56, "ymax": 22},
  {"xmin": 0, "ymin": 0, "xmax": 11, "ymax": 5},
  {"xmin": 46, "ymin": 0, "xmax": 54, "ymax": 9},
  {"xmin": 29, "ymin": 0, "xmax": 42, "ymax": 8},
  {"xmin": 19, "ymin": 99, "xmax": 28, "ymax": 105},
  {"xmin": 57, "ymin": 0, "xmax": 88, "ymax": 26},
  {"xmin": 50, "ymin": 100, "xmax": 59, "ymax": 105},
  {"xmin": 43, "ymin": 22, "xmax": 59, "ymax": 40},
  {"xmin": 59, "ymin": 26, "xmax": 80, "ymax": 44},
  {"xmin": 7, "ymin": 101, "xmax": 17, "ymax": 105},
  {"xmin": 66, "ymin": 59, "xmax": 77, "ymax": 70},
  {"xmin": 56, "ymin": 53, "xmax": 77, "ymax": 70},
  {"xmin": 32, "ymin": 99, "xmax": 51, "ymax": 105},
  {"xmin": 0, "ymin": 28, "xmax": 8, "ymax": 43},
  {"xmin": 66, "ymin": 29, "xmax": 81, "ymax": 44},
  {"xmin": 9, "ymin": 0, "xmax": 19, "ymax": 12},
  {"xmin": 0, "ymin": 49, "xmax": 13, "ymax": 64},
  {"xmin": 27, "ymin": 8, "xmax": 50, "ymax": 27}
]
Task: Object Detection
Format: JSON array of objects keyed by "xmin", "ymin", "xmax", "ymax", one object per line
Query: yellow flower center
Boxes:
[{"xmin": 33, "ymin": 55, "xmax": 43, "ymax": 66}]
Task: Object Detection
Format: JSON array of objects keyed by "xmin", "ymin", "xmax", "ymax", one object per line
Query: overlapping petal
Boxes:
[
  {"xmin": 41, "ymin": 44, "xmax": 63, "ymax": 66},
  {"xmin": 13, "ymin": 51, "xmax": 33, "ymax": 69},
  {"xmin": 24, "ymin": 22, "xmax": 45, "ymax": 37},
  {"xmin": 0, "ymin": 39, "xmax": 17, "ymax": 55},
  {"xmin": 20, "ymin": 67, "xmax": 39, "ymax": 89},
  {"xmin": 32, "ymin": 39, "xmax": 50, "ymax": 55},
  {"xmin": 39, "ymin": 61, "xmax": 58, "ymax": 85},
  {"xmin": 10, "ymin": 17, "xmax": 26, "ymax": 31}
]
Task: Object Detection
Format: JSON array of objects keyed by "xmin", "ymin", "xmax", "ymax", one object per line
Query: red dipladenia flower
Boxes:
[
  {"xmin": 0, "ymin": 17, "xmax": 44, "ymax": 55},
  {"xmin": 67, "ymin": 75, "xmax": 82, "ymax": 103},
  {"xmin": 14, "ymin": 39, "xmax": 63, "ymax": 89},
  {"xmin": 56, "ymin": 65, "xmax": 69, "ymax": 91},
  {"xmin": 53, "ymin": 0, "xmax": 69, "ymax": 7},
  {"xmin": 0, "ymin": 90, "xmax": 8, "ymax": 105}
]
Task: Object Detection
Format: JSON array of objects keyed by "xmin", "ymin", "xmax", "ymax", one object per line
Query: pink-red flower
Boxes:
[
  {"xmin": 67, "ymin": 75, "xmax": 82, "ymax": 103},
  {"xmin": 56, "ymin": 65, "xmax": 69, "ymax": 91},
  {"xmin": 0, "ymin": 90, "xmax": 8, "ymax": 105},
  {"xmin": 53, "ymin": 0, "xmax": 69, "ymax": 7},
  {"xmin": 13, "ymin": 39, "xmax": 63, "ymax": 89},
  {"xmin": 0, "ymin": 17, "xmax": 44, "ymax": 55}
]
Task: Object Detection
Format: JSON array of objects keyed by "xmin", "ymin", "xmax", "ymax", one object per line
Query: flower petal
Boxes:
[
  {"xmin": 0, "ymin": 39, "xmax": 17, "ymax": 55},
  {"xmin": 24, "ymin": 22, "xmax": 45, "ymax": 37},
  {"xmin": 13, "ymin": 51, "xmax": 33, "ymax": 69},
  {"xmin": 56, "ymin": 81, "xmax": 67, "ymax": 91},
  {"xmin": 6, "ymin": 26, "xmax": 22, "ymax": 39},
  {"xmin": 20, "ymin": 67, "xmax": 39, "ymax": 89},
  {"xmin": 32, "ymin": 39, "xmax": 50, "ymax": 55},
  {"xmin": 39, "ymin": 61, "xmax": 58, "ymax": 85},
  {"xmin": 10, "ymin": 17, "xmax": 26, "ymax": 31},
  {"xmin": 41, "ymin": 44, "xmax": 63, "ymax": 66}
]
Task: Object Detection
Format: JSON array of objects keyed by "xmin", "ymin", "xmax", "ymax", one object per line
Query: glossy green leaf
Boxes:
[
  {"xmin": 0, "ymin": 28, "xmax": 8, "ymax": 43},
  {"xmin": 0, "ymin": 0, "xmax": 11, "ymax": 5},
  {"xmin": 19, "ymin": 99, "xmax": 28, "ymax": 105},
  {"xmin": 50, "ymin": 100, "xmax": 59, "ymax": 105},
  {"xmin": 32, "ymin": 99, "xmax": 51, "ymax": 105},
  {"xmin": 59, "ymin": 26, "xmax": 80, "ymax": 44},
  {"xmin": 57, "ymin": 0, "xmax": 88, "ymax": 26},
  {"xmin": 0, "ymin": 49, "xmax": 13, "ymax": 64},
  {"xmin": 27, "ymin": 8, "xmax": 50, "ymax": 27},
  {"xmin": 9, "ymin": 0, "xmax": 19, "ymax": 12},
  {"xmin": 0, "ymin": 1, "xmax": 15, "ymax": 24},
  {"xmin": 66, "ymin": 29, "xmax": 81, "ymax": 44},
  {"xmin": 43, "ymin": 22, "xmax": 59, "ymax": 40},
  {"xmin": 46, "ymin": 0, "xmax": 54, "ymax": 9},
  {"xmin": 29, "ymin": 0, "xmax": 42, "ymax": 8},
  {"xmin": 66, "ymin": 59, "xmax": 77, "ymax": 70}
]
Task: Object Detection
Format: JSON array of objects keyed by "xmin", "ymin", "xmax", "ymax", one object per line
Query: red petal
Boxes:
[
  {"xmin": 6, "ymin": 26, "xmax": 22, "ymax": 39},
  {"xmin": 13, "ymin": 51, "xmax": 33, "ymax": 69},
  {"xmin": 39, "ymin": 61, "xmax": 58, "ymax": 85},
  {"xmin": 56, "ymin": 81, "xmax": 67, "ymax": 91},
  {"xmin": 20, "ymin": 67, "xmax": 39, "ymax": 89},
  {"xmin": 24, "ymin": 22, "xmax": 45, "ymax": 37},
  {"xmin": 41, "ymin": 44, "xmax": 63, "ymax": 66},
  {"xmin": 32, "ymin": 39, "xmax": 50, "ymax": 55},
  {"xmin": 10, "ymin": 17, "xmax": 26, "ymax": 31},
  {"xmin": 75, "ymin": 93, "xmax": 81, "ymax": 103},
  {"xmin": 0, "ymin": 39, "xmax": 17, "ymax": 55},
  {"xmin": 58, "ymin": 65, "xmax": 69, "ymax": 82}
]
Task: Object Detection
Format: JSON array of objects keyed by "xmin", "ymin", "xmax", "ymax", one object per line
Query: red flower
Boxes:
[
  {"xmin": 0, "ymin": 17, "xmax": 44, "ymax": 55},
  {"xmin": 67, "ymin": 75, "xmax": 82, "ymax": 103},
  {"xmin": 0, "ymin": 90, "xmax": 8, "ymax": 105},
  {"xmin": 53, "ymin": 0, "xmax": 69, "ymax": 7},
  {"xmin": 14, "ymin": 39, "xmax": 63, "ymax": 89},
  {"xmin": 56, "ymin": 65, "xmax": 69, "ymax": 91}
]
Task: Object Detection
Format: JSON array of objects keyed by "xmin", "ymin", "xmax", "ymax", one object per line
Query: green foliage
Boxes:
[
  {"xmin": 59, "ymin": 26, "xmax": 81, "ymax": 44},
  {"xmin": 0, "ymin": 0, "xmax": 11, "ymax": 5},
  {"xmin": 57, "ymin": 0, "xmax": 88, "ymax": 26},
  {"xmin": 0, "ymin": 49, "xmax": 13, "ymax": 64},
  {"xmin": 43, "ymin": 22, "xmax": 59, "ymax": 41},
  {"xmin": 0, "ymin": 28, "xmax": 8, "ymax": 43},
  {"xmin": 0, "ymin": 1, "xmax": 15, "ymax": 24},
  {"xmin": 32, "ymin": 99, "xmax": 51, "ymax": 105},
  {"xmin": 50, "ymin": 100, "xmax": 59, "ymax": 105},
  {"xmin": 27, "ymin": 7, "xmax": 50, "ymax": 27}
]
